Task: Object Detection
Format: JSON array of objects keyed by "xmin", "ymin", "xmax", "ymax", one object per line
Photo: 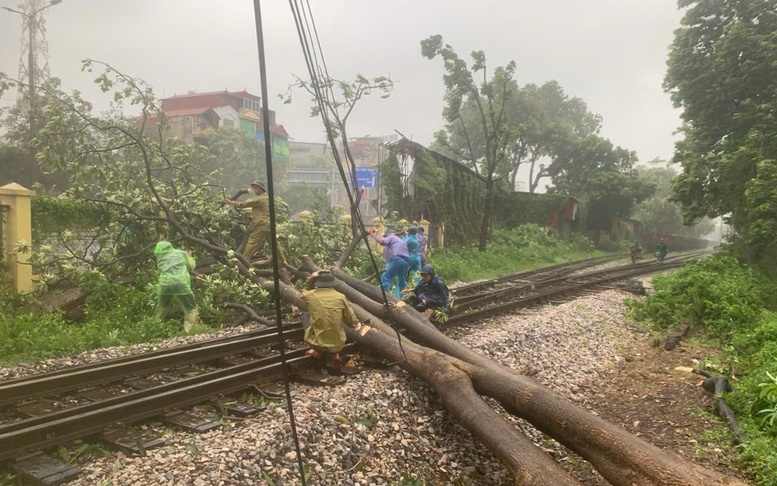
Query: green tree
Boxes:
[
  {"xmin": 548, "ymin": 134, "xmax": 654, "ymax": 231},
  {"xmin": 422, "ymin": 34, "xmax": 516, "ymax": 251},
  {"xmin": 0, "ymin": 76, "xmax": 87, "ymax": 192},
  {"xmin": 201, "ymin": 127, "xmax": 267, "ymax": 195},
  {"xmin": 665, "ymin": 0, "xmax": 777, "ymax": 263},
  {"xmin": 632, "ymin": 160, "xmax": 716, "ymax": 237},
  {"xmin": 282, "ymin": 73, "xmax": 392, "ymax": 235},
  {"xmin": 514, "ymin": 81, "xmax": 601, "ymax": 193}
]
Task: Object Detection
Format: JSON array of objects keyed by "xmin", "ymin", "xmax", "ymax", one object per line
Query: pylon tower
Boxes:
[{"xmin": 16, "ymin": 0, "xmax": 52, "ymax": 95}]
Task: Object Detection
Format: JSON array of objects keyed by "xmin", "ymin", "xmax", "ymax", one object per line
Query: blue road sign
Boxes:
[{"xmin": 352, "ymin": 167, "xmax": 379, "ymax": 188}]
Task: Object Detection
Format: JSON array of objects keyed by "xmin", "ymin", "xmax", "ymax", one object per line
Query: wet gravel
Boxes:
[{"xmin": 2, "ymin": 279, "xmax": 651, "ymax": 485}]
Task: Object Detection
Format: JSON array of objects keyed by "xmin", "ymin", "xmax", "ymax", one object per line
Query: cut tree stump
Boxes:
[{"xmin": 664, "ymin": 319, "xmax": 690, "ymax": 351}]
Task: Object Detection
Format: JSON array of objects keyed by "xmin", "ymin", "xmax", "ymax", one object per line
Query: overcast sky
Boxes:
[{"xmin": 1, "ymin": 0, "xmax": 683, "ymax": 165}]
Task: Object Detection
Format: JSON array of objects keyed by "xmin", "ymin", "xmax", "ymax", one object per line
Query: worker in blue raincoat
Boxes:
[{"xmin": 404, "ymin": 226, "xmax": 422, "ymax": 283}]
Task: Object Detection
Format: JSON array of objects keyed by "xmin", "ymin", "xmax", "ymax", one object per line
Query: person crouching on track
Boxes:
[
  {"xmin": 368, "ymin": 227, "xmax": 410, "ymax": 298},
  {"xmin": 401, "ymin": 264, "xmax": 450, "ymax": 314},
  {"xmin": 153, "ymin": 241, "xmax": 201, "ymax": 333},
  {"xmin": 301, "ymin": 270, "xmax": 361, "ymax": 372}
]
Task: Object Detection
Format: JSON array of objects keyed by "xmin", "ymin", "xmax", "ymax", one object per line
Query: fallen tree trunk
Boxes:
[
  {"xmin": 257, "ymin": 264, "xmax": 746, "ymax": 485},
  {"xmin": 702, "ymin": 377, "xmax": 748, "ymax": 444},
  {"xmin": 254, "ymin": 273, "xmax": 578, "ymax": 484}
]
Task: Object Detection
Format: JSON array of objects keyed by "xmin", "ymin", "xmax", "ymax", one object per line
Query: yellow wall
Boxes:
[{"xmin": 0, "ymin": 183, "xmax": 35, "ymax": 294}]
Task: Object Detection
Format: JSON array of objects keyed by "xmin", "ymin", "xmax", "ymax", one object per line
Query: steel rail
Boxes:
[
  {"xmin": 0, "ymin": 351, "xmax": 310, "ymax": 461},
  {"xmin": 445, "ymin": 259, "xmax": 689, "ymax": 326},
  {"xmin": 0, "ymin": 322, "xmax": 301, "ymax": 388},
  {"xmin": 0, "ymin": 326, "xmax": 303, "ymax": 406},
  {"xmin": 454, "ymin": 255, "xmax": 691, "ymax": 311},
  {"xmin": 450, "ymin": 255, "xmax": 623, "ymax": 296}
]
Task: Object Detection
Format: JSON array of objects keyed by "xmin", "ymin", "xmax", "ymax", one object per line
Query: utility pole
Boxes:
[{"xmin": 2, "ymin": 0, "xmax": 62, "ymax": 137}]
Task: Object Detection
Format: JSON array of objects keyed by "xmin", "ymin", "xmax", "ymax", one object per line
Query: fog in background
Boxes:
[{"xmin": 0, "ymin": 0, "xmax": 683, "ymax": 165}]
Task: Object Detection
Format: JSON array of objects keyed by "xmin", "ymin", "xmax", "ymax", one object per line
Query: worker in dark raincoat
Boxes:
[
  {"xmin": 154, "ymin": 241, "xmax": 200, "ymax": 332},
  {"xmin": 402, "ymin": 264, "xmax": 450, "ymax": 313},
  {"xmin": 655, "ymin": 239, "xmax": 668, "ymax": 263},
  {"xmin": 223, "ymin": 181, "xmax": 286, "ymax": 265},
  {"xmin": 301, "ymin": 270, "xmax": 360, "ymax": 371}
]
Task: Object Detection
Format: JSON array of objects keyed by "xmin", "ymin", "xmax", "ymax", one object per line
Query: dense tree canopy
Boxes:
[
  {"xmin": 201, "ymin": 127, "xmax": 267, "ymax": 195},
  {"xmin": 512, "ymin": 81, "xmax": 601, "ymax": 193},
  {"xmin": 665, "ymin": 0, "xmax": 777, "ymax": 261},
  {"xmin": 422, "ymin": 34, "xmax": 517, "ymax": 251},
  {"xmin": 632, "ymin": 160, "xmax": 717, "ymax": 237},
  {"xmin": 547, "ymin": 134, "xmax": 654, "ymax": 231}
]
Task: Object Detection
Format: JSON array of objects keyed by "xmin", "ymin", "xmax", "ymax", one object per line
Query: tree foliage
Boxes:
[
  {"xmin": 6, "ymin": 61, "xmax": 248, "ymax": 282},
  {"xmin": 632, "ymin": 160, "xmax": 716, "ymax": 237},
  {"xmin": 547, "ymin": 134, "xmax": 654, "ymax": 231},
  {"xmin": 200, "ymin": 127, "xmax": 267, "ymax": 195},
  {"xmin": 508, "ymin": 81, "xmax": 601, "ymax": 193},
  {"xmin": 422, "ymin": 34, "xmax": 516, "ymax": 251},
  {"xmin": 665, "ymin": 0, "xmax": 777, "ymax": 263}
]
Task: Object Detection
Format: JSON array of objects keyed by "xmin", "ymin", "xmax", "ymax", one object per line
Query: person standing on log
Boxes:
[
  {"xmin": 401, "ymin": 264, "xmax": 450, "ymax": 313},
  {"xmin": 153, "ymin": 241, "xmax": 201, "ymax": 332},
  {"xmin": 223, "ymin": 181, "xmax": 287, "ymax": 266},
  {"xmin": 368, "ymin": 227, "xmax": 410, "ymax": 298},
  {"xmin": 301, "ymin": 270, "xmax": 360, "ymax": 372}
]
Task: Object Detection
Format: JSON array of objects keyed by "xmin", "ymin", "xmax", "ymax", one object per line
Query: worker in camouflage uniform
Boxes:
[
  {"xmin": 301, "ymin": 270, "xmax": 361, "ymax": 372},
  {"xmin": 223, "ymin": 181, "xmax": 286, "ymax": 265},
  {"xmin": 153, "ymin": 241, "xmax": 200, "ymax": 332}
]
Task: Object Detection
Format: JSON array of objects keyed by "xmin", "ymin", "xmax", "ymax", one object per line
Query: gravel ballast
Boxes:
[{"xmin": 3, "ymin": 285, "xmax": 648, "ymax": 485}]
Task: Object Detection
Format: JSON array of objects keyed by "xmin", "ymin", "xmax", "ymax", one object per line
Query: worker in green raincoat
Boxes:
[
  {"xmin": 301, "ymin": 270, "xmax": 360, "ymax": 371},
  {"xmin": 154, "ymin": 241, "xmax": 199, "ymax": 332}
]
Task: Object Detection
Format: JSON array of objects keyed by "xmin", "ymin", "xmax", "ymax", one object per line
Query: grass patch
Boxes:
[
  {"xmin": 0, "ymin": 274, "xmax": 212, "ymax": 366},
  {"xmin": 627, "ymin": 253, "xmax": 777, "ymax": 485},
  {"xmin": 428, "ymin": 225, "xmax": 603, "ymax": 283}
]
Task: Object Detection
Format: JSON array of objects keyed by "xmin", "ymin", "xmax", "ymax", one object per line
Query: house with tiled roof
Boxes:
[{"xmin": 143, "ymin": 90, "xmax": 289, "ymax": 161}]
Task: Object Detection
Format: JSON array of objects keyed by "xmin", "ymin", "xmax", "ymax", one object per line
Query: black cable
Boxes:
[
  {"xmin": 288, "ymin": 0, "xmax": 408, "ymax": 363},
  {"xmin": 295, "ymin": 0, "xmax": 398, "ymax": 309},
  {"xmin": 251, "ymin": 1, "xmax": 307, "ymax": 484}
]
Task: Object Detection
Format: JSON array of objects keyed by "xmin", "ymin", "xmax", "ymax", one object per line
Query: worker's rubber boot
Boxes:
[{"xmin": 331, "ymin": 353, "xmax": 342, "ymax": 373}]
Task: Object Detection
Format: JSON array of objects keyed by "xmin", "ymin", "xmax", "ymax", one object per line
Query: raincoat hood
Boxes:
[
  {"xmin": 154, "ymin": 241, "xmax": 174, "ymax": 257},
  {"xmin": 421, "ymin": 264, "xmax": 435, "ymax": 277}
]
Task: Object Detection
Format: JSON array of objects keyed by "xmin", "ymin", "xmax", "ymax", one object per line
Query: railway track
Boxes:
[
  {"xmin": 0, "ymin": 323, "xmax": 335, "ymax": 484},
  {"xmin": 0, "ymin": 251, "xmax": 705, "ymax": 483},
  {"xmin": 445, "ymin": 251, "xmax": 706, "ymax": 326},
  {"xmin": 450, "ymin": 254, "xmax": 623, "ymax": 303}
]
